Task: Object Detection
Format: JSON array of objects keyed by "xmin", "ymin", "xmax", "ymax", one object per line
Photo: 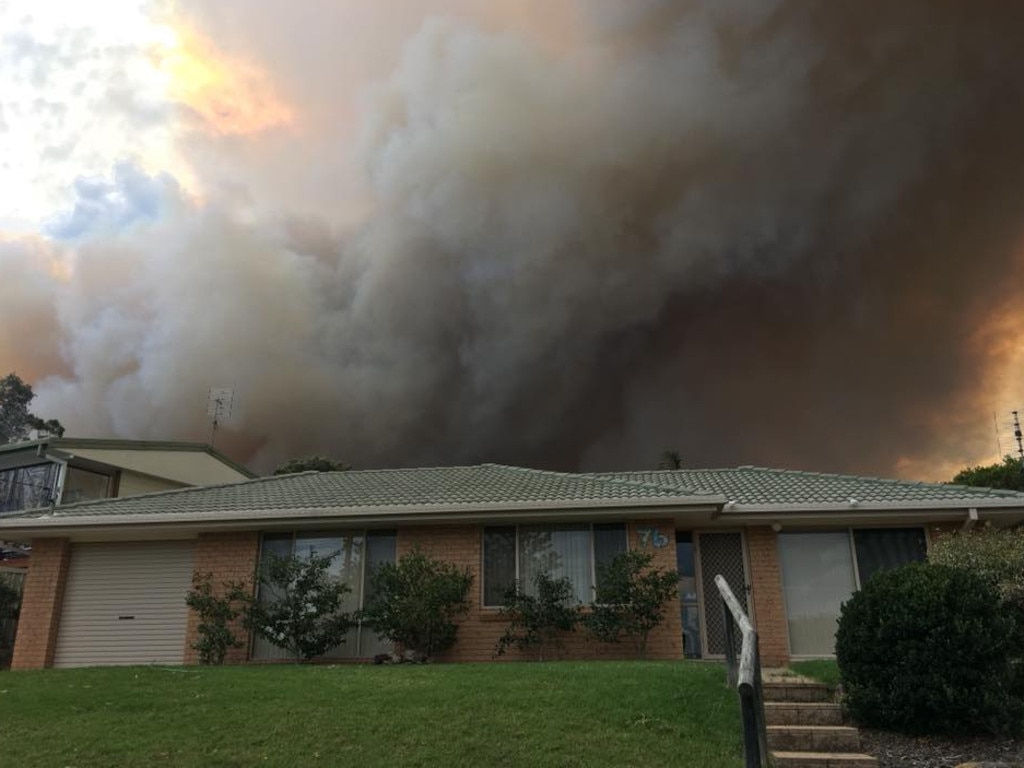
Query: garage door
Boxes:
[{"xmin": 54, "ymin": 541, "xmax": 195, "ymax": 668}]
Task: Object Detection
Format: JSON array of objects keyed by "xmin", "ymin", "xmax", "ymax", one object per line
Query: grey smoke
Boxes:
[{"xmin": 13, "ymin": 0, "xmax": 1024, "ymax": 477}]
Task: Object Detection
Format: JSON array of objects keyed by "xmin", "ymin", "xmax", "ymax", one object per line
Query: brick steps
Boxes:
[
  {"xmin": 765, "ymin": 702, "xmax": 844, "ymax": 726},
  {"xmin": 763, "ymin": 678, "xmax": 877, "ymax": 768},
  {"xmin": 768, "ymin": 725, "xmax": 861, "ymax": 752},
  {"xmin": 771, "ymin": 751, "xmax": 879, "ymax": 767}
]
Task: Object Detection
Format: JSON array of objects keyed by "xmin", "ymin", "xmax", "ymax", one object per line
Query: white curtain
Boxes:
[
  {"xmin": 778, "ymin": 532, "xmax": 857, "ymax": 657},
  {"xmin": 519, "ymin": 524, "xmax": 592, "ymax": 604}
]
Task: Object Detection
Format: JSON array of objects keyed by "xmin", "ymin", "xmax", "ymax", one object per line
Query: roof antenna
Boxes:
[
  {"xmin": 1013, "ymin": 410, "xmax": 1024, "ymax": 465},
  {"xmin": 993, "ymin": 411, "xmax": 1004, "ymax": 458},
  {"xmin": 206, "ymin": 387, "xmax": 235, "ymax": 448}
]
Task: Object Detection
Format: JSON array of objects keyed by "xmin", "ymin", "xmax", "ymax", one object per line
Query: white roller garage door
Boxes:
[{"xmin": 54, "ymin": 541, "xmax": 195, "ymax": 668}]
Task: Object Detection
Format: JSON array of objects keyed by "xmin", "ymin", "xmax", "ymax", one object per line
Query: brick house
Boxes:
[{"xmin": 2, "ymin": 464, "xmax": 1023, "ymax": 670}]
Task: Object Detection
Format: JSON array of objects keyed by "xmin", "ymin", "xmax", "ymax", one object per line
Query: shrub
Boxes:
[
  {"xmin": 929, "ymin": 524, "xmax": 1024, "ymax": 612},
  {"xmin": 0, "ymin": 575, "xmax": 21, "ymax": 668},
  {"xmin": 836, "ymin": 563, "xmax": 1020, "ymax": 735},
  {"xmin": 495, "ymin": 572, "xmax": 580, "ymax": 661},
  {"xmin": 585, "ymin": 550, "xmax": 678, "ymax": 659},
  {"xmin": 247, "ymin": 551, "xmax": 354, "ymax": 662},
  {"xmin": 184, "ymin": 573, "xmax": 251, "ymax": 665},
  {"xmin": 360, "ymin": 548, "xmax": 473, "ymax": 660}
]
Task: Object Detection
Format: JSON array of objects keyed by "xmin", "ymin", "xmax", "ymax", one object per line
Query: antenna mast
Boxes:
[
  {"xmin": 1013, "ymin": 410, "xmax": 1024, "ymax": 464},
  {"xmin": 207, "ymin": 387, "xmax": 235, "ymax": 448}
]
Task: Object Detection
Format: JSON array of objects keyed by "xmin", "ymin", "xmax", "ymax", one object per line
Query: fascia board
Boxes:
[
  {"xmin": 0, "ymin": 499, "xmax": 724, "ymax": 535},
  {"xmin": 720, "ymin": 499, "xmax": 1024, "ymax": 513}
]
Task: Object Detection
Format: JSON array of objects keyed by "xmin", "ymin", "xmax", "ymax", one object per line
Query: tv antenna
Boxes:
[
  {"xmin": 1013, "ymin": 410, "xmax": 1024, "ymax": 463},
  {"xmin": 206, "ymin": 387, "xmax": 235, "ymax": 447}
]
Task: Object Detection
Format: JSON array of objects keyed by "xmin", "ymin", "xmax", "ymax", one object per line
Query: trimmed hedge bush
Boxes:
[{"xmin": 836, "ymin": 562, "xmax": 1021, "ymax": 735}]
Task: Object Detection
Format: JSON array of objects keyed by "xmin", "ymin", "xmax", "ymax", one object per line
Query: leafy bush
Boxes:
[
  {"xmin": 0, "ymin": 575, "xmax": 21, "ymax": 668},
  {"xmin": 495, "ymin": 572, "xmax": 580, "ymax": 661},
  {"xmin": 184, "ymin": 573, "xmax": 251, "ymax": 665},
  {"xmin": 930, "ymin": 524, "xmax": 1024, "ymax": 612},
  {"xmin": 836, "ymin": 563, "xmax": 1021, "ymax": 735},
  {"xmin": 585, "ymin": 550, "xmax": 678, "ymax": 659},
  {"xmin": 247, "ymin": 551, "xmax": 353, "ymax": 662},
  {"xmin": 360, "ymin": 548, "xmax": 473, "ymax": 660}
]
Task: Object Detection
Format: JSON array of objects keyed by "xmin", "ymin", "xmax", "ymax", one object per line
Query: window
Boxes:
[
  {"xmin": 61, "ymin": 467, "xmax": 111, "ymax": 504},
  {"xmin": 482, "ymin": 523, "xmax": 628, "ymax": 607},
  {"xmin": 0, "ymin": 463, "xmax": 59, "ymax": 514},
  {"xmin": 251, "ymin": 530, "xmax": 396, "ymax": 660},
  {"xmin": 778, "ymin": 527, "xmax": 927, "ymax": 657}
]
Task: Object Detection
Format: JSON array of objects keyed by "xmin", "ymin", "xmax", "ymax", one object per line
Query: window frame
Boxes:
[
  {"xmin": 480, "ymin": 522, "xmax": 629, "ymax": 608},
  {"xmin": 252, "ymin": 529, "xmax": 396, "ymax": 659},
  {"xmin": 777, "ymin": 525, "xmax": 929, "ymax": 660}
]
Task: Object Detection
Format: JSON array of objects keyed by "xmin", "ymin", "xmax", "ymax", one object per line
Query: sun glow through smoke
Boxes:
[{"xmin": 151, "ymin": 24, "xmax": 296, "ymax": 136}]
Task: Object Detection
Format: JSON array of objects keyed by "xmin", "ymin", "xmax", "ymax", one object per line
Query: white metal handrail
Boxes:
[{"xmin": 714, "ymin": 574, "xmax": 769, "ymax": 768}]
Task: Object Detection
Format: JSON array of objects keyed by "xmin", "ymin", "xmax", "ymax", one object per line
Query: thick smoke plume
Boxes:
[{"xmin": 6, "ymin": 0, "xmax": 1024, "ymax": 478}]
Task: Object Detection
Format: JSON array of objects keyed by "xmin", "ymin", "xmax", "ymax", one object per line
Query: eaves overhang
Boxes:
[
  {"xmin": 0, "ymin": 496, "xmax": 726, "ymax": 538},
  {"xmin": 715, "ymin": 500, "xmax": 1024, "ymax": 527}
]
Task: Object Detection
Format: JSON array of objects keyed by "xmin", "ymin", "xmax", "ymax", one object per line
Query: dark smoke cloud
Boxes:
[{"xmin": 12, "ymin": 0, "xmax": 1024, "ymax": 478}]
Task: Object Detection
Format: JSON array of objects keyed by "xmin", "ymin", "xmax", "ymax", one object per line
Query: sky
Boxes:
[{"xmin": 1, "ymin": 0, "xmax": 1023, "ymax": 478}]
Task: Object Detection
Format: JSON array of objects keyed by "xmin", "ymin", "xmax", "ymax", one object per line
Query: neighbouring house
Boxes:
[
  {"xmin": 0, "ymin": 437, "xmax": 255, "ymax": 516},
  {"xmin": 1, "ymin": 463, "xmax": 1022, "ymax": 670}
]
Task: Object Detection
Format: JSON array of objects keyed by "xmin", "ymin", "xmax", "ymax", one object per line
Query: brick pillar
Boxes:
[
  {"xmin": 184, "ymin": 531, "xmax": 260, "ymax": 665},
  {"xmin": 745, "ymin": 526, "xmax": 789, "ymax": 667},
  {"xmin": 628, "ymin": 520, "xmax": 683, "ymax": 660},
  {"xmin": 11, "ymin": 537, "xmax": 71, "ymax": 670}
]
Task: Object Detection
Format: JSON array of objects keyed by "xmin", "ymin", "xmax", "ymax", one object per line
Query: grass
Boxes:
[
  {"xmin": 789, "ymin": 659, "xmax": 842, "ymax": 688},
  {"xmin": 0, "ymin": 661, "xmax": 743, "ymax": 767}
]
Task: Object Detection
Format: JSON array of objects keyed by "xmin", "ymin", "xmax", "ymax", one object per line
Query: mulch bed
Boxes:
[{"xmin": 860, "ymin": 728, "xmax": 1024, "ymax": 767}]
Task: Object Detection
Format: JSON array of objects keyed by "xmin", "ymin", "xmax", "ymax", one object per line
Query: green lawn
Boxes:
[
  {"xmin": 789, "ymin": 660, "xmax": 842, "ymax": 688},
  {"xmin": 0, "ymin": 661, "xmax": 743, "ymax": 767}
]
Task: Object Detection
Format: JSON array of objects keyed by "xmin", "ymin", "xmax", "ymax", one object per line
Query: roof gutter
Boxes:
[{"xmin": 0, "ymin": 500, "xmax": 725, "ymax": 536}]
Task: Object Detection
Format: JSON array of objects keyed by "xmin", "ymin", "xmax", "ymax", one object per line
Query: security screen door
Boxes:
[{"xmin": 697, "ymin": 532, "xmax": 750, "ymax": 657}]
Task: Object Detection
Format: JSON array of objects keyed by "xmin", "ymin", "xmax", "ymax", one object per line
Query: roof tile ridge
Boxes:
[
  {"xmin": 942, "ymin": 481, "xmax": 1024, "ymax": 498},
  {"xmin": 580, "ymin": 470, "xmax": 711, "ymax": 497},
  {"xmin": 488, "ymin": 465, "xmax": 696, "ymax": 496},
  {"xmin": 53, "ymin": 471, "xmax": 320, "ymax": 513}
]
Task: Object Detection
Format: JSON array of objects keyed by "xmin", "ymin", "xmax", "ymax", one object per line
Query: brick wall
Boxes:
[
  {"xmin": 745, "ymin": 526, "xmax": 789, "ymax": 667},
  {"xmin": 396, "ymin": 519, "xmax": 683, "ymax": 662},
  {"xmin": 11, "ymin": 537, "xmax": 71, "ymax": 670},
  {"xmin": 183, "ymin": 531, "xmax": 260, "ymax": 665}
]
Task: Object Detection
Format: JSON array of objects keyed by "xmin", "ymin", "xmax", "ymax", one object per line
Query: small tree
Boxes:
[
  {"xmin": 273, "ymin": 456, "xmax": 350, "ymax": 475},
  {"xmin": 659, "ymin": 450, "xmax": 683, "ymax": 470},
  {"xmin": 360, "ymin": 548, "xmax": 473, "ymax": 660},
  {"xmin": 184, "ymin": 573, "xmax": 251, "ymax": 665},
  {"xmin": 0, "ymin": 373, "xmax": 65, "ymax": 445},
  {"xmin": 929, "ymin": 524, "xmax": 1024, "ymax": 611},
  {"xmin": 585, "ymin": 550, "xmax": 678, "ymax": 659},
  {"xmin": 247, "ymin": 551, "xmax": 353, "ymax": 662},
  {"xmin": 0, "ymin": 576, "xmax": 21, "ymax": 668},
  {"xmin": 952, "ymin": 455, "xmax": 1024, "ymax": 492},
  {"xmin": 496, "ymin": 572, "xmax": 580, "ymax": 661}
]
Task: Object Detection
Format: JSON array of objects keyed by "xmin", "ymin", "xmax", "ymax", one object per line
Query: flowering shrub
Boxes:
[
  {"xmin": 584, "ymin": 550, "xmax": 678, "ymax": 659},
  {"xmin": 184, "ymin": 573, "xmax": 250, "ymax": 665},
  {"xmin": 246, "ymin": 551, "xmax": 353, "ymax": 662},
  {"xmin": 360, "ymin": 548, "xmax": 472, "ymax": 660},
  {"xmin": 496, "ymin": 572, "xmax": 581, "ymax": 661}
]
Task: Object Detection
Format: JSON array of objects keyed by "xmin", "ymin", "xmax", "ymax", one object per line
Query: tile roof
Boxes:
[
  {"xmin": 599, "ymin": 467, "xmax": 1024, "ymax": 508},
  {"xmin": 9, "ymin": 464, "xmax": 714, "ymax": 520}
]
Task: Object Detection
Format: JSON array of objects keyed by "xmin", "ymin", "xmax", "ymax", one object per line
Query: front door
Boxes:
[{"xmin": 697, "ymin": 531, "xmax": 750, "ymax": 657}]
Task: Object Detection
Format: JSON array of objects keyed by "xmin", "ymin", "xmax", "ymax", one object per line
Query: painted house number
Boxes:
[{"xmin": 637, "ymin": 528, "xmax": 669, "ymax": 549}]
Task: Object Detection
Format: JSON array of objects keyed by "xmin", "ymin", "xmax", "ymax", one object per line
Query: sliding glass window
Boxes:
[
  {"xmin": 482, "ymin": 523, "xmax": 628, "ymax": 607},
  {"xmin": 778, "ymin": 528, "xmax": 927, "ymax": 657},
  {"xmin": 252, "ymin": 530, "xmax": 396, "ymax": 660}
]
